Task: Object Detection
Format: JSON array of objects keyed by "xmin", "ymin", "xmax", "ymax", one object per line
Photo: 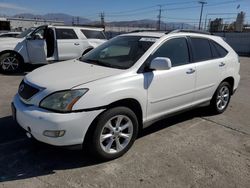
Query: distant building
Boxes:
[
  {"xmin": 235, "ymin": 11, "xmax": 245, "ymax": 32},
  {"xmin": 209, "ymin": 18, "xmax": 223, "ymax": 32},
  {"xmin": 0, "ymin": 17, "xmax": 64, "ymax": 32}
]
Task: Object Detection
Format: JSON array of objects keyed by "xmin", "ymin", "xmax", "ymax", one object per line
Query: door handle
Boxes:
[
  {"xmin": 186, "ymin": 68, "xmax": 195, "ymax": 74},
  {"xmin": 219, "ymin": 62, "xmax": 226, "ymax": 67},
  {"xmin": 74, "ymin": 43, "xmax": 80, "ymax": 46}
]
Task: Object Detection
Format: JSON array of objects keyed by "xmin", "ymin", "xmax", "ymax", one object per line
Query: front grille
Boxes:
[{"xmin": 18, "ymin": 80, "xmax": 40, "ymax": 100}]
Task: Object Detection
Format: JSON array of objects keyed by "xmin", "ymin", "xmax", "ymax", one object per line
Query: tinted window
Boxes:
[
  {"xmin": 191, "ymin": 38, "xmax": 212, "ymax": 62},
  {"xmin": 151, "ymin": 38, "xmax": 189, "ymax": 67},
  {"xmin": 210, "ymin": 40, "xmax": 228, "ymax": 58},
  {"xmin": 56, "ymin": 28, "xmax": 78, "ymax": 39},
  {"xmin": 81, "ymin": 30, "xmax": 106, "ymax": 39}
]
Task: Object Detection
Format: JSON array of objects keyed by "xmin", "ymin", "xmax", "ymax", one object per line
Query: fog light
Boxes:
[{"xmin": 43, "ymin": 130, "xmax": 65, "ymax": 137}]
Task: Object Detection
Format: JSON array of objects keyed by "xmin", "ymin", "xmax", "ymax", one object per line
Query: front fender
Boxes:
[
  {"xmin": 73, "ymin": 73, "xmax": 147, "ymax": 120},
  {"xmin": 0, "ymin": 40, "xmax": 28, "ymax": 62}
]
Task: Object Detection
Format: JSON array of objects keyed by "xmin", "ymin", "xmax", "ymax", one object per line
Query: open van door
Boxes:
[
  {"xmin": 26, "ymin": 25, "xmax": 47, "ymax": 64},
  {"xmin": 26, "ymin": 26, "xmax": 57, "ymax": 64}
]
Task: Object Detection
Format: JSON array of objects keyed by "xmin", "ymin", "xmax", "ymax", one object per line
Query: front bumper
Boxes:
[{"xmin": 12, "ymin": 95, "xmax": 104, "ymax": 146}]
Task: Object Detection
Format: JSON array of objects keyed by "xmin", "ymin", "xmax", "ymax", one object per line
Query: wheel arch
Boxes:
[
  {"xmin": 82, "ymin": 98, "xmax": 143, "ymax": 146},
  {"xmin": 0, "ymin": 50, "xmax": 24, "ymax": 63},
  {"xmin": 221, "ymin": 76, "xmax": 234, "ymax": 94}
]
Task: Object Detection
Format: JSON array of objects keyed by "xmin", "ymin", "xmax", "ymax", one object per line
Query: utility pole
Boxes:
[
  {"xmin": 198, "ymin": 1, "xmax": 207, "ymax": 30},
  {"xmin": 100, "ymin": 12, "xmax": 105, "ymax": 28},
  {"xmin": 77, "ymin": 16, "xmax": 80, "ymax": 25},
  {"xmin": 157, "ymin": 5, "xmax": 162, "ymax": 30}
]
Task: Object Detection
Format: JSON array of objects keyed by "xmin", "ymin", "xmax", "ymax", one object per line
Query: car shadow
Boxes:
[
  {"xmin": 0, "ymin": 64, "xmax": 45, "ymax": 76},
  {"xmin": 0, "ymin": 106, "xmax": 213, "ymax": 183}
]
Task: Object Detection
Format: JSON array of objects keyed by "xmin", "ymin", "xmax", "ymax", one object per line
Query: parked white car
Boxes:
[
  {"xmin": 0, "ymin": 25, "xmax": 106, "ymax": 73},
  {"xmin": 12, "ymin": 30, "xmax": 240, "ymax": 160}
]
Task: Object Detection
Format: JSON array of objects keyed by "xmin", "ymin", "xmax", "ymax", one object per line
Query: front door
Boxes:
[
  {"xmin": 26, "ymin": 26, "xmax": 47, "ymax": 64},
  {"xmin": 145, "ymin": 37, "xmax": 196, "ymax": 121}
]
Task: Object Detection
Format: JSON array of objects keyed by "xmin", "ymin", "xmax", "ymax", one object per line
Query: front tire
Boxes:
[
  {"xmin": 0, "ymin": 52, "xmax": 23, "ymax": 73},
  {"xmin": 210, "ymin": 82, "xmax": 231, "ymax": 114},
  {"xmin": 89, "ymin": 107, "xmax": 139, "ymax": 160}
]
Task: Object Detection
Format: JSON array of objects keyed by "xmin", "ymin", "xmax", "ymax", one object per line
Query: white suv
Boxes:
[
  {"xmin": 0, "ymin": 25, "xmax": 106, "ymax": 73},
  {"xmin": 12, "ymin": 30, "xmax": 240, "ymax": 160}
]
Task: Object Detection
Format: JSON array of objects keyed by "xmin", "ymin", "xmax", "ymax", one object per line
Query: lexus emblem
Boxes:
[{"xmin": 19, "ymin": 84, "xmax": 24, "ymax": 92}]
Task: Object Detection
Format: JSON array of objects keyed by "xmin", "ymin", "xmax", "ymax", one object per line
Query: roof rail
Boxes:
[
  {"xmin": 130, "ymin": 30, "xmax": 170, "ymax": 33},
  {"xmin": 169, "ymin": 29, "xmax": 211, "ymax": 35},
  {"xmin": 53, "ymin": 24, "xmax": 105, "ymax": 28}
]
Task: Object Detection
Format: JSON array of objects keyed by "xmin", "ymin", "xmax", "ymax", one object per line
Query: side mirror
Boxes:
[{"xmin": 150, "ymin": 57, "xmax": 172, "ymax": 70}]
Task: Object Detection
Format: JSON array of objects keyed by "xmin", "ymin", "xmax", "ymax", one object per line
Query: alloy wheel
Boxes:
[
  {"xmin": 99, "ymin": 115, "xmax": 133, "ymax": 154},
  {"xmin": 1, "ymin": 56, "xmax": 19, "ymax": 71},
  {"xmin": 216, "ymin": 85, "xmax": 230, "ymax": 111}
]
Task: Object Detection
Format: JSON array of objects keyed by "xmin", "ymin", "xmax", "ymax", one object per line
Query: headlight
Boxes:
[{"xmin": 40, "ymin": 89, "xmax": 88, "ymax": 112}]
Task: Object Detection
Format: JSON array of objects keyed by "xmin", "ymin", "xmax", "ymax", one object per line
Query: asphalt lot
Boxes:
[{"xmin": 0, "ymin": 58, "xmax": 250, "ymax": 188}]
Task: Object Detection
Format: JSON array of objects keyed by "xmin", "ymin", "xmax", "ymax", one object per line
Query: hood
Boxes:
[
  {"xmin": 0, "ymin": 37, "xmax": 24, "ymax": 50},
  {"xmin": 25, "ymin": 59, "xmax": 124, "ymax": 91},
  {"xmin": 0, "ymin": 37, "xmax": 23, "ymax": 43}
]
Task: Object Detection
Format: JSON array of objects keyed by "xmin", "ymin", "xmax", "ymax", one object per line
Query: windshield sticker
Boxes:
[{"xmin": 139, "ymin": 38, "xmax": 157, "ymax": 42}]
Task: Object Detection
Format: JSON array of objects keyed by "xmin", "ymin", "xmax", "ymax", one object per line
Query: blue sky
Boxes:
[{"xmin": 0, "ymin": 0, "xmax": 249, "ymax": 25}]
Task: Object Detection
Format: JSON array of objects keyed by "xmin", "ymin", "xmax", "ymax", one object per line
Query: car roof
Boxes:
[
  {"xmin": 48, "ymin": 25, "xmax": 104, "ymax": 31},
  {"xmin": 122, "ymin": 30, "xmax": 223, "ymax": 41},
  {"xmin": 121, "ymin": 31, "xmax": 166, "ymax": 38}
]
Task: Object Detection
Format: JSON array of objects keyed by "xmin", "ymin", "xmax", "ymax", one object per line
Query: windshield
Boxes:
[
  {"xmin": 80, "ymin": 36, "xmax": 157, "ymax": 69},
  {"xmin": 16, "ymin": 27, "xmax": 35, "ymax": 38}
]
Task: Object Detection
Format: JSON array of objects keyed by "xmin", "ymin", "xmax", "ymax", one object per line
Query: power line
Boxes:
[{"xmin": 106, "ymin": 0, "xmax": 199, "ymax": 15}]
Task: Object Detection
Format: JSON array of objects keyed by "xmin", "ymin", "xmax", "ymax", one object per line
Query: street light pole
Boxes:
[{"xmin": 198, "ymin": 1, "xmax": 207, "ymax": 30}]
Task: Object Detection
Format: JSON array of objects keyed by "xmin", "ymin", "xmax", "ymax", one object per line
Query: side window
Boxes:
[
  {"xmin": 31, "ymin": 28, "xmax": 45, "ymax": 40},
  {"xmin": 81, "ymin": 30, "xmax": 106, "ymax": 39},
  {"xmin": 191, "ymin": 38, "xmax": 212, "ymax": 62},
  {"xmin": 210, "ymin": 40, "xmax": 228, "ymax": 58},
  {"xmin": 151, "ymin": 38, "xmax": 189, "ymax": 67},
  {"xmin": 56, "ymin": 28, "xmax": 78, "ymax": 39}
]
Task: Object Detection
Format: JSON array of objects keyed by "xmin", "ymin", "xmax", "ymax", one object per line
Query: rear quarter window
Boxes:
[
  {"xmin": 56, "ymin": 28, "xmax": 78, "ymax": 39},
  {"xmin": 210, "ymin": 40, "xmax": 228, "ymax": 58},
  {"xmin": 81, "ymin": 30, "xmax": 106, "ymax": 39}
]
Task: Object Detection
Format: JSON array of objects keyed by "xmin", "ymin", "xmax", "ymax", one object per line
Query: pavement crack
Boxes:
[{"xmin": 200, "ymin": 117, "xmax": 250, "ymax": 136}]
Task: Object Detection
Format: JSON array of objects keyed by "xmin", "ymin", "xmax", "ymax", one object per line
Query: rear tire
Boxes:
[
  {"xmin": 210, "ymin": 82, "xmax": 231, "ymax": 114},
  {"xmin": 88, "ymin": 107, "xmax": 139, "ymax": 161},
  {"xmin": 0, "ymin": 52, "xmax": 23, "ymax": 73}
]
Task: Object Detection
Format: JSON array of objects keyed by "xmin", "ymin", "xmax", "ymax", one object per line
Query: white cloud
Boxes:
[{"xmin": 0, "ymin": 2, "xmax": 30, "ymax": 11}]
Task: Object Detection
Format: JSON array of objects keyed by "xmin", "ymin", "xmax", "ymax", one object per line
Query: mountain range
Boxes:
[{"xmin": 13, "ymin": 13, "xmax": 194, "ymax": 29}]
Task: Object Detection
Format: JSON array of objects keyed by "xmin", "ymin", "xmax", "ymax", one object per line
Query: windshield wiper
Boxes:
[{"xmin": 82, "ymin": 59, "xmax": 124, "ymax": 69}]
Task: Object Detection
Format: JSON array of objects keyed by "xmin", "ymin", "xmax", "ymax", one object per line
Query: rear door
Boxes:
[
  {"xmin": 55, "ymin": 28, "xmax": 82, "ymax": 60},
  {"xmin": 190, "ymin": 37, "xmax": 226, "ymax": 104}
]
